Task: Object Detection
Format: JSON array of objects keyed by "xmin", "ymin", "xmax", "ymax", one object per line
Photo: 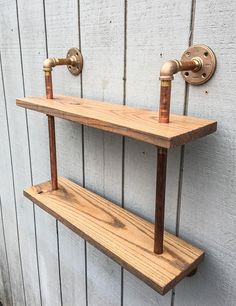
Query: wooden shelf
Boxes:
[
  {"xmin": 16, "ymin": 95, "xmax": 217, "ymax": 148},
  {"xmin": 24, "ymin": 177, "xmax": 204, "ymax": 295}
]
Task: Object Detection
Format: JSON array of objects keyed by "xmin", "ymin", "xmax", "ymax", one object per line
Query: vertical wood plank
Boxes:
[
  {"xmin": 80, "ymin": 0, "xmax": 124, "ymax": 304},
  {"xmin": 16, "ymin": 0, "xmax": 63, "ymax": 305},
  {"xmin": 123, "ymin": 1, "xmax": 192, "ymax": 305},
  {"xmin": 0, "ymin": 0, "xmax": 43, "ymax": 304},
  {"xmin": 0, "ymin": 196, "xmax": 12, "ymax": 306},
  {"xmin": 175, "ymin": 1, "xmax": 236, "ymax": 305},
  {"xmin": 44, "ymin": 1, "xmax": 86, "ymax": 305}
]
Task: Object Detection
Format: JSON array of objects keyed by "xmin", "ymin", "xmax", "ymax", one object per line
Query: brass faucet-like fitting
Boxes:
[
  {"xmin": 159, "ymin": 58, "xmax": 201, "ymax": 123},
  {"xmin": 159, "ymin": 60, "xmax": 180, "ymax": 81},
  {"xmin": 43, "ymin": 56, "xmax": 79, "ymax": 72},
  {"xmin": 159, "ymin": 59, "xmax": 202, "ymax": 81},
  {"xmin": 158, "ymin": 44, "xmax": 216, "ymax": 123},
  {"xmin": 43, "ymin": 48, "xmax": 83, "ymax": 99},
  {"xmin": 43, "ymin": 48, "xmax": 83, "ymax": 191}
]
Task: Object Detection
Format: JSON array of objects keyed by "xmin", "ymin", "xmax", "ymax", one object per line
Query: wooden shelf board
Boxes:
[
  {"xmin": 24, "ymin": 176, "xmax": 204, "ymax": 295},
  {"xmin": 16, "ymin": 95, "xmax": 217, "ymax": 148}
]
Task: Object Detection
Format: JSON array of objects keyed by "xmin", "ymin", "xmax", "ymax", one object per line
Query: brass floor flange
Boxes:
[
  {"xmin": 181, "ymin": 44, "xmax": 216, "ymax": 85},
  {"xmin": 66, "ymin": 48, "xmax": 83, "ymax": 76}
]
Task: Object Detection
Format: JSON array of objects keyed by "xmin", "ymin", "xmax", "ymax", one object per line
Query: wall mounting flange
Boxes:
[
  {"xmin": 181, "ymin": 44, "xmax": 216, "ymax": 85},
  {"xmin": 66, "ymin": 48, "xmax": 83, "ymax": 76}
]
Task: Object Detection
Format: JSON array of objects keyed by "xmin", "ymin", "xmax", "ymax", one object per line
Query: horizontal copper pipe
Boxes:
[
  {"xmin": 178, "ymin": 60, "xmax": 200, "ymax": 72},
  {"xmin": 159, "ymin": 59, "xmax": 201, "ymax": 81},
  {"xmin": 43, "ymin": 56, "xmax": 78, "ymax": 72}
]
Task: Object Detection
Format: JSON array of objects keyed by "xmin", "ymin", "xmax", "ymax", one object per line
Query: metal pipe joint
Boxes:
[
  {"xmin": 43, "ymin": 56, "xmax": 78, "ymax": 72},
  {"xmin": 159, "ymin": 58, "xmax": 202, "ymax": 81},
  {"xmin": 158, "ymin": 44, "xmax": 216, "ymax": 123}
]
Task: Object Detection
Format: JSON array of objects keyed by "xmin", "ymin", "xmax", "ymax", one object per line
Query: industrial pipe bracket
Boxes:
[
  {"xmin": 66, "ymin": 47, "xmax": 83, "ymax": 76},
  {"xmin": 159, "ymin": 44, "xmax": 216, "ymax": 123},
  {"xmin": 180, "ymin": 44, "xmax": 216, "ymax": 85}
]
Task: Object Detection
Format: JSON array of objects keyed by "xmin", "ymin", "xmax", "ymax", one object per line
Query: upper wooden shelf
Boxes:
[
  {"xmin": 16, "ymin": 95, "xmax": 217, "ymax": 148},
  {"xmin": 24, "ymin": 177, "xmax": 204, "ymax": 295}
]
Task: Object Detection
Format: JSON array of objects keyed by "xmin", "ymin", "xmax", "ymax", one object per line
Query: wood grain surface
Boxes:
[
  {"xmin": 24, "ymin": 177, "xmax": 204, "ymax": 295},
  {"xmin": 16, "ymin": 95, "xmax": 217, "ymax": 148}
]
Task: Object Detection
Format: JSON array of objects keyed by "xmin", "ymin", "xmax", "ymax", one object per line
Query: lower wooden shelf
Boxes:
[{"xmin": 24, "ymin": 177, "xmax": 204, "ymax": 295}]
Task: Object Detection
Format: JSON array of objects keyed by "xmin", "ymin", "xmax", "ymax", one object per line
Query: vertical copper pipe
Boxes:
[
  {"xmin": 48, "ymin": 115, "xmax": 58, "ymax": 190},
  {"xmin": 154, "ymin": 148, "xmax": 168, "ymax": 254},
  {"xmin": 159, "ymin": 80, "xmax": 171, "ymax": 123},
  {"xmin": 45, "ymin": 71, "xmax": 58, "ymax": 190},
  {"xmin": 45, "ymin": 71, "xmax": 53, "ymax": 99}
]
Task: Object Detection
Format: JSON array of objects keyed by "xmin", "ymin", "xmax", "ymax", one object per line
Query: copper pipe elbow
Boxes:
[
  {"xmin": 159, "ymin": 60, "xmax": 180, "ymax": 81},
  {"xmin": 43, "ymin": 58, "xmax": 57, "ymax": 72}
]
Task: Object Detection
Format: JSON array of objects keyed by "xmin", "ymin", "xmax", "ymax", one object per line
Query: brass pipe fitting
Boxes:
[
  {"xmin": 159, "ymin": 59, "xmax": 200, "ymax": 123},
  {"xmin": 43, "ymin": 56, "xmax": 78, "ymax": 72},
  {"xmin": 43, "ymin": 47, "xmax": 83, "ymax": 75},
  {"xmin": 43, "ymin": 48, "xmax": 83, "ymax": 99},
  {"xmin": 159, "ymin": 60, "xmax": 180, "ymax": 81},
  {"xmin": 43, "ymin": 48, "xmax": 83, "ymax": 191},
  {"xmin": 159, "ymin": 59, "xmax": 201, "ymax": 81},
  {"xmin": 159, "ymin": 44, "xmax": 216, "ymax": 123}
]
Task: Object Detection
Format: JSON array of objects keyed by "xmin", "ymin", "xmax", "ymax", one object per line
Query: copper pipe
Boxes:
[
  {"xmin": 159, "ymin": 80, "xmax": 171, "ymax": 124},
  {"xmin": 43, "ymin": 49, "xmax": 82, "ymax": 191},
  {"xmin": 45, "ymin": 71, "xmax": 53, "ymax": 99},
  {"xmin": 154, "ymin": 148, "xmax": 168, "ymax": 254},
  {"xmin": 48, "ymin": 115, "xmax": 58, "ymax": 190},
  {"xmin": 44, "ymin": 70, "xmax": 58, "ymax": 190},
  {"xmin": 159, "ymin": 58, "xmax": 201, "ymax": 123}
]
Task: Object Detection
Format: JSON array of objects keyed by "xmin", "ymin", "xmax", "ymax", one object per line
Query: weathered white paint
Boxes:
[
  {"xmin": 81, "ymin": 0, "xmax": 124, "ymax": 304},
  {"xmin": 0, "ymin": 196, "xmax": 12, "ymax": 306},
  {"xmin": 174, "ymin": 1, "xmax": 236, "ymax": 306},
  {"xmin": 44, "ymin": 1, "xmax": 87, "ymax": 305},
  {"xmin": 123, "ymin": 1, "xmax": 192, "ymax": 305},
  {"xmin": 15, "ymin": 0, "xmax": 61, "ymax": 305},
  {"xmin": 0, "ymin": 0, "xmax": 42, "ymax": 305},
  {"xmin": 0, "ymin": 0, "xmax": 235, "ymax": 306}
]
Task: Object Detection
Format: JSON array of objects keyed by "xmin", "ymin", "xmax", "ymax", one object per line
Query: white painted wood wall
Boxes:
[{"xmin": 0, "ymin": 0, "xmax": 235, "ymax": 305}]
